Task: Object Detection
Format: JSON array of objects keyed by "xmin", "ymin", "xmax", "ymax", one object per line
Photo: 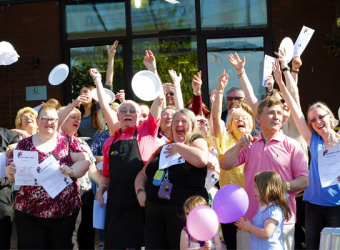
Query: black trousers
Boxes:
[
  {"xmin": 0, "ymin": 208, "xmax": 12, "ymax": 250},
  {"xmin": 145, "ymin": 200, "xmax": 185, "ymax": 249},
  {"xmin": 78, "ymin": 190, "xmax": 95, "ymax": 250},
  {"xmin": 221, "ymin": 222, "xmax": 237, "ymax": 250},
  {"xmin": 15, "ymin": 209, "xmax": 79, "ymax": 250},
  {"xmin": 305, "ymin": 202, "xmax": 340, "ymax": 250},
  {"xmin": 294, "ymin": 196, "xmax": 305, "ymax": 249}
]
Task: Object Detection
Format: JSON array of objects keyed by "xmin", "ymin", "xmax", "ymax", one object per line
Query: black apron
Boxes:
[{"xmin": 105, "ymin": 130, "xmax": 145, "ymax": 249}]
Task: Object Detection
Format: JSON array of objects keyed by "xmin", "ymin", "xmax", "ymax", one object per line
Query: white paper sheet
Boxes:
[
  {"xmin": 159, "ymin": 143, "xmax": 185, "ymax": 170},
  {"xmin": 13, "ymin": 150, "xmax": 40, "ymax": 186},
  {"xmin": 293, "ymin": 26, "xmax": 315, "ymax": 57},
  {"xmin": 0, "ymin": 153, "xmax": 7, "ymax": 178},
  {"xmin": 31, "ymin": 155, "xmax": 72, "ymax": 198},
  {"xmin": 318, "ymin": 145, "xmax": 340, "ymax": 188},
  {"xmin": 262, "ymin": 55, "xmax": 276, "ymax": 87},
  {"xmin": 93, "ymin": 200, "xmax": 106, "ymax": 229}
]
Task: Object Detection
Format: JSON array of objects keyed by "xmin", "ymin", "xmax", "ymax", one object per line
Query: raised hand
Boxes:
[
  {"xmin": 292, "ymin": 56, "xmax": 302, "ymax": 71},
  {"xmin": 192, "ymin": 71, "xmax": 202, "ymax": 94},
  {"xmin": 115, "ymin": 90, "xmax": 125, "ymax": 103},
  {"xmin": 217, "ymin": 70, "xmax": 229, "ymax": 90},
  {"xmin": 169, "ymin": 69, "xmax": 182, "ymax": 87},
  {"xmin": 143, "ymin": 50, "xmax": 156, "ymax": 70},
  {"xmin": 272, "ymin": 60, "xmax": 284, "ymax": 86},
  {"xmin": 265, "ymin": 75, "xmax": 275, "ymax": 90},
  {"xmin": 90, "ymin": 68, "xmax": 102, "ymax": 82},
  {"xmin": 274, "ymin": 48, "xmax": 288, "ymax": 69},
  {"xmin": 163, "ymin": 83, "xmax": 174, "ymax": 93},
  {"xmin": 229, "ymin": 52, "xmax": 245, "ymax": 73},
  {"xmin": 107, "ymin": 40, "xmax": 119, "ymax": 58},
  {"xmin": 210, "ymin": 89, "xmax": 217, "ymax": 104}
]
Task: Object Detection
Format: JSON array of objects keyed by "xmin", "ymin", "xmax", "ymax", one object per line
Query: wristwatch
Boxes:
[
  {"xmin": 282, "ymin": 66, "xmax": 290, "ymax": 72},
  {"xmin": 285, "ymin": 181, "xmax": 291, "ymax": 191}
]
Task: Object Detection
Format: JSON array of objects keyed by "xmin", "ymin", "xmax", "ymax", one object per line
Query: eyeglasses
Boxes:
[
  {"xmin": 162, "ymin": 112, "xmax": 174, "ymax": 118},
  {"xmin": 227, "ymin": 96, "xmax": 243, "ymax": 101},
  {"xmin": 165, "ymin": 92, "xmax": 174, "ymax": 96},
  {"xmin": 39, "ymin": 117, "xmax": 58, "ymax": 124},
  {"xmin": 21, "ymin": 114, "xmax": 35, "ymax": 121},
  {"xmin": 69, "ymin": 115, "xmax": 81, "ymax": 121},
  {"xmin": 119, "ymin": 108, "xmax": 136, "ymax": 114},
  {"xmin": 309, "ymin": 114, "xmax": 328, "ymax": 124},
  {"xmin": 197, "ymin": 119, "xmax": 208, "ymax": 126},
  {"xmin": 280, "ymin": 99, "xmax": 285, "ymax": 104}
]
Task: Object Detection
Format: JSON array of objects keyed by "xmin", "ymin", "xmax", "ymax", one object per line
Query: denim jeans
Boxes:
[{"xmin": 305, "ymin": 201, "xmax": 340, "ymax": 249}]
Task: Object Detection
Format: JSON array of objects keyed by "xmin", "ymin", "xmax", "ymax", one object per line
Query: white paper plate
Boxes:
[
  {"xmin": 131, "ymin": 70, "xmax": 161, "ymax": 101},
  {"xmin": 279, "ymin": 37, "xmax": 294, "ymax": 63},
  {"xmin": 48, "ymin": 64, "xmax": 69, "ymax": 85},
  {"xmin": 90, "ymin": 88, "xmax": 115, "ymax": 104},
  {"xmin": 0, "ymin": 41, "xmax": 20, "ymax": 65}
]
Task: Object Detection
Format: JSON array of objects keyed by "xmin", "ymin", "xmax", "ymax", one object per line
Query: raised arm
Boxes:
[
  {"xmin": 90, "ymin": 68, "xmax": 120, "ymax": 134},
  {"xmin": 105, "ymin": 40, "xmax": 119, "ymax": 88},
  {"xmin": 291, "ymin": 56, "xmax": 302, "ymax": 85},
  {"xmin": 274, "ymin": 49, "xmax": 301, "ymax": 108},
  {"xmin": 57, "ymin": 94, "xmax": 88, "ymax": 130},
  {"xmin": 272, "ymin": 61, "xmax": 312, "ymax": 145},
  {"xmin": 191, "ymin": 71, "xmax": 203, "ymax": 116},
  {"xmin": 229, "ymin": 52, "xmax": 259, "ymax": 113},
  {"xmin": 143, "ymin": 50, "xmax": 165, "ymax": 120},
  {"xmin": 169, "ymin": 69, "xmax": 184, "ymax": 109},
  {"xmin": 212, "ymin": 70, "xmax": 229, "ymax": 140}
]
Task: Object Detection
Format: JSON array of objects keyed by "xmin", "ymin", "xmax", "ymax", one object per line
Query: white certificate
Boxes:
[
  {"xmin": 318, "ymin": 145, "xmax": 340, "ymax": 188},
  {"xmin": 262, "ymin": 55, "xmax": 276, "ymax": 87},
  {"xmin": 31, "ymin": 155, "xmax": 73, "ymax": 198},
  {"xmin": 13, "ymin": 150, "xmax": 40, "ymax": 186},
  {"xmin": 0, "ymin": 153, "xmax": 7, "ymax": 178},
  {"xmin": 159, "ymin": 143, "xmax": 185, "ymax": 170},
  {"xmin": 293, "ymin": 26, "xmax": 315, "ymax": 57}
]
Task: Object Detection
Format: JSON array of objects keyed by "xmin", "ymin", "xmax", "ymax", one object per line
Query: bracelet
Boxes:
[
  {"xmin": 100, "ymin": 184, "xmax": 108, "ymax": 189},
  {"xmin": 136, "ymin": 188, "xmax": 145, "ymax": 196},
  {"xmin": 193, "ymin": 90, "xmax": 201, "ymax": 96},
  {"xmin": 217, "ymin": 89, "xmax": 224, "ymax": 95},
  {"xmin": 291, "ymin": 69, "xmax": 299, "ymax": 74},
  {"xmin": 237, "ymin": 69, "xmax": 245, "ymax": 78},
  {"xmin": 70, "ymin": 169, "xmax": 75, "ymax": 178},
  {"xmin": 148, "ymin": 67, "xmax": 157, "ymax": 71}
]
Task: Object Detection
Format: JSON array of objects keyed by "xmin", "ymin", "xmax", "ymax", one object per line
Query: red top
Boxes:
[{"xmin": 14, "ymin": 132, "xmax": 83, "ymax": 219}]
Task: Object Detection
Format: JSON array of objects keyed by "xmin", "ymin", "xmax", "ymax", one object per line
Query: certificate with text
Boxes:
[
  {"xmin": 159, "ymin": 143, "xmax": 185, "ymax": 170},
  {"xmin": 293, "ymin": 26, "xmax": 315, "ymax": 57},
  {"xmin": 31, "ymin": 155, "xmax": 72, "ymax": 198},
  {"xmin": 262, "ymin": 55, "xmax": 276, "ymax": 87},
  {"xmin": 13, "ymin": 150, "xmax": 40, "ymax": 186},
  {"xmin": 318, "ymin": 145, "xmax": 340, "ymax": 188}
]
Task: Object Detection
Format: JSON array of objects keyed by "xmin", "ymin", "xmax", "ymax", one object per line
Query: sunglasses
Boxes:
[
  {"xmin": 197, "ymin": 119, "xmax": 208, "ymax": 126},
  {"xmin": 227, "ymin": 96, "xmax": 243, "ymax": 101},
  {"xmin": 39, "ymin": 117, "xmax": 58, "ymax": 124},
  {"xmin": 309, "ymin": 114, "xmax": 328, "ymax": 124},
  {"xmin": 119, "ymin": 108, "xmax": 136, "ymax": 114},
  {"xmin": 165, "ymin": 92, "xmax": 174, "ymax": 96}
]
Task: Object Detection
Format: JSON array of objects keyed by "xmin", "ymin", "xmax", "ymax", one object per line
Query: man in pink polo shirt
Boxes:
[{"xmin": 221, "ymin": 97, "xmax": 309, "ymax": 250}]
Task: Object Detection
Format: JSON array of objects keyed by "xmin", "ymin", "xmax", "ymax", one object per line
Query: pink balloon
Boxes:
[
  {"xmin": 213, "ymin": 184, "xmax": 249, "ymax": 223},
  {"xmin": 187, "ymin": 206, "xmax": 219, "ymax": 241}
]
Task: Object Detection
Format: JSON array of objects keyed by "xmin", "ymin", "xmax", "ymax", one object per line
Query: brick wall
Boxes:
[
  {"xmin": 272, "ymin": 0, "xmax": 340, "ymax": 119},
  {"xmin": 0, "ymin": 2, "xmax": 62, "ymax": 129}
]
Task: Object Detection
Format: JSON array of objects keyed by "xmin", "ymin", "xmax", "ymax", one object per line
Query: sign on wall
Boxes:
[{"xmin": 26, "ymin": 86, "xmax": 47, "ymax": 101}]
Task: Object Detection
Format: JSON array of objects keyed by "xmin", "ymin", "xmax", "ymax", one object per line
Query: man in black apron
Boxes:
[{"xmin": 95, "ymin": 98, "xmax": 162, "ymax": 249}]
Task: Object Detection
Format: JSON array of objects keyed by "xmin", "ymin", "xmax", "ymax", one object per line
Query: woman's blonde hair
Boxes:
[
  {"xmin": 15, "ymin": 107, "xmax": 38, "ymax": 129},
  {"xmin": 46, "ymin": 98, "xmax": 61, "ymax": 111},
  {"xmin": 196, "ymin": 115, "xmax": 219, "ymax": 155},
  {"xmin": 171, "ymin": 109, "xmax": 201, "ymax": 145},
  {"xmin": 307, "ymin": 102, "xmax": 339, "ymax": 132},
  {"xmin": 183, "ymin": 195, "xmax": 208, "ymax": 218},
  {"xmin": 227, "ymin": 108, "xmax": 253, "ymax": 133},
  {"xmin": 254, "ymin": 171, "xmax": 291, "ymax": 221}
]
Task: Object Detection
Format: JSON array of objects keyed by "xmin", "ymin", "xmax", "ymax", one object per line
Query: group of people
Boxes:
[{"xmin": 0, "ymin": 40, "xmax": 339, "ymax": 250}]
